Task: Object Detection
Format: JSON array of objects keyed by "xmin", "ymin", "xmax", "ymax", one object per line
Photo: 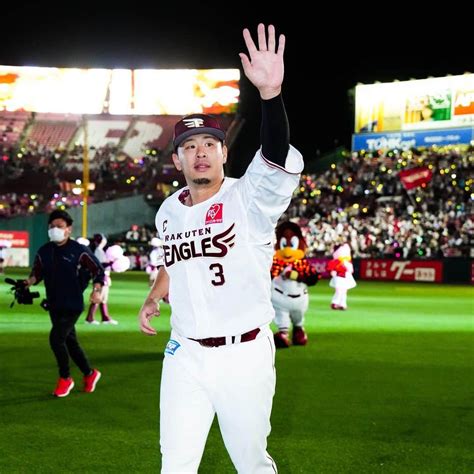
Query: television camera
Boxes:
[{"xmin": 5, "ymin": 278, "xmax": 40, "ymax": 308}]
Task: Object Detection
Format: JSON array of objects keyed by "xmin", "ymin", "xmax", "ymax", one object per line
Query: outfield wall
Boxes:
[
  {"xmin": 309, "ymin": 258, "xmax": 473, "ymax": 284},
  {"xmin": 0, "ymin": 195, "xmax": 158, "ymax": 266}
]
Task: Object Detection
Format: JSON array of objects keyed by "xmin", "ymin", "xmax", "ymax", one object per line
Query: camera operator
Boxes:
[{"xmin": 25, "ymin": 210, "xmax": 105, "ymax": 398}]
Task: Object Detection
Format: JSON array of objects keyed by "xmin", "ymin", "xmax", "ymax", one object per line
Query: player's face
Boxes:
[{"xmin": 172, "ymin": 134, "xmax": 227, "ymax": 186}]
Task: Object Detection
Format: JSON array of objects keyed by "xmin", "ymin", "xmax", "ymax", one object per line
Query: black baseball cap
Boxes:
[{"xmin": 173, "ymin": 113, "xmax": 225, "ymax": 150}]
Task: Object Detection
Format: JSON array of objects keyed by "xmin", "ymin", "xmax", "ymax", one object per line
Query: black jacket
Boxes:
[{"xmin": 31, "ymin": 239, "xmax": 105, "ymax": 312}]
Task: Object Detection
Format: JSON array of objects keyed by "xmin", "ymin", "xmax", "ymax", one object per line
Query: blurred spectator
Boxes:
[
  {"xmin": 146, "ymin": 237, "xmax": 164, "ymax": 287},
  {"xmin": 85, "ymin": 234, "xmax": 119, "ymax": 325}
]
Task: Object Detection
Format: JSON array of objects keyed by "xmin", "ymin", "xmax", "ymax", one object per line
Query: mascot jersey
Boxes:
[{"xmin": 270, "ymin": 221, "xmax": 319, "ymax": 347}]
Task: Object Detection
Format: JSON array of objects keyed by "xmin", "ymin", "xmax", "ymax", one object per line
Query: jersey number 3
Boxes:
[{"xmin": 209, "ymin": 263, "xmax": 225, "ymax": 286}]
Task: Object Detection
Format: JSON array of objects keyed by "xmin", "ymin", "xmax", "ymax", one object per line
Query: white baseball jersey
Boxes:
[{"xmin": 155, "ymin": 146, "xmax": 303, "ymax": 339}]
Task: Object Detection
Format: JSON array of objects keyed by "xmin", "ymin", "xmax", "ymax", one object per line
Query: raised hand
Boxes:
[{"xmin": 239, "ymin": 23, "xmax": 285, "ymax": 100}]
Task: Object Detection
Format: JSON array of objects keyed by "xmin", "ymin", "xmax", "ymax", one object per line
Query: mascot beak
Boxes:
[{"xmin": 281, "ymin": 247, "xmax": 295, "ymax": 259}]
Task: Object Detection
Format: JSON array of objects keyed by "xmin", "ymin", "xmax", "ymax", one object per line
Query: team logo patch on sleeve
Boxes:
[
  {"xmin": 164, "ymin": 339, "xmax": 181, "ymax": 355},
  {"xmin": 205, "ymin": 203, "xmax": 223, "ymax": 225}
]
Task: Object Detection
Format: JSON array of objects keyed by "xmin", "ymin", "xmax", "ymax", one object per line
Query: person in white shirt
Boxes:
[
  {"xmin": 146, "ymin": 237, "xmax": 165, "ymax": 287},
  {"xmin": 138, "ymin": 24, "xmax": 303, "ymax": 474}
]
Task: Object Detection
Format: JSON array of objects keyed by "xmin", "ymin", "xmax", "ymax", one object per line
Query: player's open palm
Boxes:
[
  {"xmin": 239, "ymin": 23, "xmax": 285, "ymax": 99},
  {"xmin": 139, "ymin": 300, "xmax": 160, "ymax": 335}
]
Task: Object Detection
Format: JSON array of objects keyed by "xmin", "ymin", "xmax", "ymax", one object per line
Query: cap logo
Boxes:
[{"xmin": 183, "ymin": 118, "xmax": 205, "ymax": 129}]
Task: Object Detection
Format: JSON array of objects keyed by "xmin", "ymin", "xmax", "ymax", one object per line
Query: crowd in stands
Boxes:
[
  {"xmin": 0, "ymin": 111, "xmax": 236, "ymax": 218},
  {"xmin": 0, "ymin": 140, "xmax": 170, "ymax": 217},
  {"xmin": 99, "ymin": 146, "xmax": 472, "ymax": 264},
  {"xmin": 1, "ymin": 107, "xmax": 471, "ymax": 260},
  {"xmin": 0, "ymin": 192, "xmax": 40, "ymax": 218},
  {"xmin": 282, "ymin": 146, "xmax": 472, "ymax": 258}
]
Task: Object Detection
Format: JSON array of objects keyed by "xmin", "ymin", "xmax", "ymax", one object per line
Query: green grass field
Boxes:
[{"xmin": 1, "ymin": 269, "xmax": 473, "ymax": 473}]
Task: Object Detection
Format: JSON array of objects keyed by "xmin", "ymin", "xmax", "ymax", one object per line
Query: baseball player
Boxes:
[{"xmin": 138, "ymin": 24, "xmax": 303, "ymax": 473}]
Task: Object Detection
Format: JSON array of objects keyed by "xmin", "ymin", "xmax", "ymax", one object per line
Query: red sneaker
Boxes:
[
  {"xmin": 83, "ymin": 369, "xmax": 101, "ymax": 393},
  {"xmin": 274, "ymin": 331, "xmax": 291, "ymax": 349},
  {"xmin": 292, "ymin": 327, "xmax": 308, "ymax": 346},
  {"xmin": 53, "ymin": 377, "xmax": 75, "ymax": 397},
  {"xmin": 331, "ymin": 303, "xmax": 340, "ymax": 310}
]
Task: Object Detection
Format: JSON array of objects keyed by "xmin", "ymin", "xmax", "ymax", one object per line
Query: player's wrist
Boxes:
[{"xmin": 259, "ymin": 87, "xmax": 281, "ymax": 101}]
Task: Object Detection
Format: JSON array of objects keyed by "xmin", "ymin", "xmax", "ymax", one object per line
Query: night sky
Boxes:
[{"xmin": 2, "ymin": 3, "xmax": 471, "ymax": 176}]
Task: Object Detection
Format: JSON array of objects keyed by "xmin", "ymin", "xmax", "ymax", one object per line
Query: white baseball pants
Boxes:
[
  {"xmin": 160, "ymin": 326, "xmax": 277, "ymax": 473},
  {"xmin": 272, "ymin": 289, "xmax": 309, "ymax": 330}
]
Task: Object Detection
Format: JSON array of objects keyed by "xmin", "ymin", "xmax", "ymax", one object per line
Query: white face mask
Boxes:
[{"xmin": 48, "ymin": 227, "xmax": 67, "ymax": 243}]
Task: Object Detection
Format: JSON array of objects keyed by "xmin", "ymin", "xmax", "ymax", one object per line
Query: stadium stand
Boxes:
[
  {"xmin": 74, "ymin": 116, "xmax": 131, "ymax": 152},
  {"xmin": 0, "ymin": 112, "xmax": 240, "ymax": 219},
  {"xmin": 0, "ymin": 111, "xmax": 31, "ymax": 146},
  {"xmin": 282, "ymin": 146, "xmax": 472, "ymax": 259},
  {"xmin": 15, "ymin": 109, "xmax": 469, "ymax": 261},
  {"xmin": 27, "ymin": 120, "xmax": 78, "ymax": 149},
  {"xmin": 125, "ymin": 115, "xmax": 180, "ymax": 157}
]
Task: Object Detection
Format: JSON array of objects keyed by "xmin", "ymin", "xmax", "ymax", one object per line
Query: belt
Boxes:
[
  {"xmin": 189, "ymin": 328, "xmax": 260, "ymax": 348},
  {"xmin": 274, "ymin": 288, "xmax": 306, "ymax": 298}
]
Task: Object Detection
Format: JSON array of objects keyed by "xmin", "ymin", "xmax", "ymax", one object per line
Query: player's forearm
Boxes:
[
  {"xmin": 260, "ymin": 94, "xmax": 289, "ymax": 167},
  {"xmin": 145, "ymin": 266, "xmax": 169, "ymax": 303}
]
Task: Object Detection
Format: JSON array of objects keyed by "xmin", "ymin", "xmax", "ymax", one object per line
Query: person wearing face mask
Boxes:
[{"xmin": 25, "ymin": 209, "xmax": 105, "ymax": 398}]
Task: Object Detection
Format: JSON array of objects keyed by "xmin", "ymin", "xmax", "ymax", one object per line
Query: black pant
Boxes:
[{"xmin": 49, "ymin": 309, "xmax": 92, "ymax": 379}]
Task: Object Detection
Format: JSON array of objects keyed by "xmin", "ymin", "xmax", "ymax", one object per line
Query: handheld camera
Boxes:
[{"xmin": 5, "ymin": 278, "xmax": 40, "ymax": 308}]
